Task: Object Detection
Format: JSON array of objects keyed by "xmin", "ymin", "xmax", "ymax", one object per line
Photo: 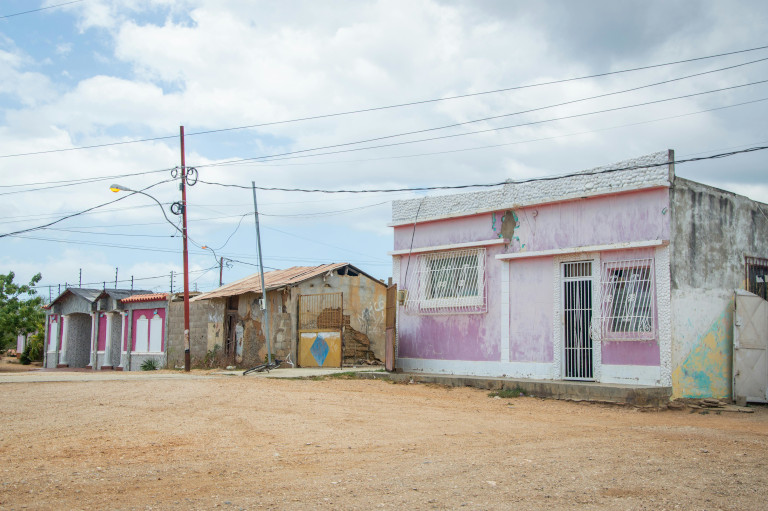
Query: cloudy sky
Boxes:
[{"xmin": 1, "ymin": 0, "xmax": 767, "ymax": 299}]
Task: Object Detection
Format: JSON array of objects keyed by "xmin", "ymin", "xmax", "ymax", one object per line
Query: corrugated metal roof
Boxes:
[
  {"xmin": 191, "ymin": 263, "xmax": 380, "ymax": 301},
  {"xmin": 121, "ymin": 293, "xmax": 169, "ymax": 303},
  {"xmin": 49, "ymin": 288, "xmax": 103, "ymax": 306}
]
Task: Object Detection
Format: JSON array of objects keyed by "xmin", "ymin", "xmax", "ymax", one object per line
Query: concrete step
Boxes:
[{"xmin": 362, "ymin": 372, "xmax": 671, "ymax": 407}]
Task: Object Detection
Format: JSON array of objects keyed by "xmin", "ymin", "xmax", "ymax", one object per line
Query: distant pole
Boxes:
[
  {"xmin": 170, "ymin": 271, "xmax": 174, "ymax": 293},
  {"xmin": 58, "ymin": 284, "xmax": 61, "ymax": 295},
  {"xmin": 180, "ymin": 126, "xmax": 191, "ymax": 372},
  {"xmin": 219, "ymin": 257, "xmax": 224, "ymax": 287},
  {"xmin": 114, "ymin": 268, "xmax": 118, "ymax": 289},
  {"xmin": 251, "ymin": 182, "xmax": 271, "ymax": 365},
  {"xmin": 131, "ymin": 276, "xmax": 134, "ymax": 291},
  {"xmin": 49, "ymin": 286, "xmax": 52, "ymax": 304},
  {"xmin": 79, "ymin": 269, "xmax": 82, "ymax": 287},
  {"xmin": 103, "ymin": 281, "xmax": 106, "ymax": 290}
]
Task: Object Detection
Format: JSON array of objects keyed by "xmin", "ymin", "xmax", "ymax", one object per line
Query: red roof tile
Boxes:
[{"xmin": 121, "ymin": 293, "xmax": 169, "ymax": 304}]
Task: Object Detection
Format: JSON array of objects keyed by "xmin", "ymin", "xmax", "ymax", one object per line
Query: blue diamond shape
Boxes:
[{"xmin": 310, "ymin": 334, "xmax": 330, "ymax": 366}]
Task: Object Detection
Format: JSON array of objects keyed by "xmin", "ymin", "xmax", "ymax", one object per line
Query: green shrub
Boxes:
[
  {"xmin": 140, "ymin": 359, "xmax": 158, "ymax": 371},
  {"xmin": 24, "ymin": 334, "xmax": 44, "ymax": 362},
  {"xmin": 19, "ymin": 353, "xmax": 31, "ymax": 365}
]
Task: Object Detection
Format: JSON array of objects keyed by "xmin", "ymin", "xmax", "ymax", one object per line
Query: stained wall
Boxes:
[{"xmin": 669, "ymin": 178, "xmax": 768, "ymax": 398}]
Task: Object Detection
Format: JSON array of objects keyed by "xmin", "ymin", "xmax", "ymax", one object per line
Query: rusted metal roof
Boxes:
[
  {"xmin": 121, "ymin": 292, "xmax": 169, "ymax": 304},
  {"xmin": 191, "ymin": 263, "xmax": 381, "ymax": 301}
]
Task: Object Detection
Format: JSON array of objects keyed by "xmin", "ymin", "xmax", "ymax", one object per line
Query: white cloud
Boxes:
[{"xmin": 6, "ymin": 0, "xmax": 768, "ymax": 290}]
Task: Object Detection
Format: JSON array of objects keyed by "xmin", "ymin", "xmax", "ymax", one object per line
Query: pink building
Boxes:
[{"xmin": 390, "ymin": 151, "xmax": 768, "ymax": 401}]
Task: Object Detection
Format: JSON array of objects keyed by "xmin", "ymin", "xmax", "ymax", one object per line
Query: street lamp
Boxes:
[{"xmin": 110, "ymin": 173, "xmax": 195, "ymax": 372}]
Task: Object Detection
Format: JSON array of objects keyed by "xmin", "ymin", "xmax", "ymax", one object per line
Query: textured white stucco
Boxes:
[{"xmin": 392, "ymin": 151, "xmax": 671, "ymax": 224}]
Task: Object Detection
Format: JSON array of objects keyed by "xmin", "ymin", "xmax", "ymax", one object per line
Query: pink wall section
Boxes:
[
  {"xmin": 397, "ymin": 247, "xmax": 503, "ymax": 361},
  {"xmin": 97, "ymin": 314, "xmax": 108, "ymax": 351},
  {"xmin": 394, "ymin": 188, "xmax": 669, "ymax": 367},
  {"xmin": 393, "ymin": 189, "xmax": 670, "ymax": 254},
  {"xmin": 508, "ymin": 257, "xmax": 554, "ymax": 363},
  {"xmin": 130, "ymin": 308, "xmax": 166, "ymax": 351}
]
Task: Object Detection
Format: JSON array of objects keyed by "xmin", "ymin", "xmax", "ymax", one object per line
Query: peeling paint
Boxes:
[{"xmin": 672, "ymin": 307, "xmax": 732, "ymax": 398}]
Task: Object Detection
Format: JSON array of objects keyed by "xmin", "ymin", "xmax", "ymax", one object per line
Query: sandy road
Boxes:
[{"xmin": 0, "ymin": 372, "xmax": 766, "ymax": 510}]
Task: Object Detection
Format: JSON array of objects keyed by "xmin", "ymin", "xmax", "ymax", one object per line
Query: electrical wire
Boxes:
[
  {"xmin": 0, "ymin": 180, "xmax": 173, "ymax": 238},
  {"xmin": 31, "ymin": 266, "xmax": 219, "ymax": 291},
  {"xmin": 0, "ymin": 168, "xmax": 171, "ymax": 197},
  {"xmin": 195, "ymin": 64, "xmax": 768, "ymax": 168},
  {"xmin": 219, "ymin": 96, "xmax": 768, "ymax": 169},
  {"xmin": 204, "ymin": 78, "xmax": 768, "ymax": 168},
  {"xmin": 2, "ymin": 43, "xmax": 768, "ymax": 160},
  {"xmin": 0, "ymin": 0, "xmax": 82, "ymax": 19},
  {"xmin": 196, "ymin": 144, "xmax": 768, "ymax": 194}
]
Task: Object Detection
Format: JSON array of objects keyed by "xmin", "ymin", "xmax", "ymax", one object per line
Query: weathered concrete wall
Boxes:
[
  {"xmin": 108, "ymin": 312, "xmax": 122, "ymax": 367},
  {"xmin": 669, "ymin": 178, "xmax": 768, "ymax": 398},
  {"xmin": 191, "ymin": 269, "xmax": 386, "ymax": 368},
  {"xmin": 292, "ymin": 272, "xmax": 387, "ymax": 361},
  {"xmin": 64, "ymin": 313, "xmax": 91, "ymax": 368},
  {"xmin": 167, "ymin": 297, "xmax": 221, "ymax": 369}
]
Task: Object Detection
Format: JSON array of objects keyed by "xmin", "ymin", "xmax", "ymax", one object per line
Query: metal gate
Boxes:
[
  {"xmin": 385, "ymin": 284, "xmax": 397, "ymax": 372},
  {"xmin": 562, "ymin": 261, "xmax": 594, "ymax": 380},
  {"xmin": 297, "ymin": 293, "xmax": 343, "ymax": 368},
  {"xmin": 733, "ymin": 290, "xmax": 768, "ymax": 404}
]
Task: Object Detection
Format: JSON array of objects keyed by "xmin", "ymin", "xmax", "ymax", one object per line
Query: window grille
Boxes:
[
  {"xmin": 600, "ymin": 258, "xmax": 655, "ymax": 340},
  {"xmin": 404, "ymin": 248, "xmax": 487, "ymax": 314},
  {"xmin": 745, "ymin": 256, "xmax": 768, "ymax": 300}
]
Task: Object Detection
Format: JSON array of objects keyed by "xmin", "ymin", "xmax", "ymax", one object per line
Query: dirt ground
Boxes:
[
  {"xmin": 0, "ymin": 355, "xmax": 41, "ymax": 373},
  {"xmin": 1, "ymin": 371, "xmax": 767, "ymax": 510}
]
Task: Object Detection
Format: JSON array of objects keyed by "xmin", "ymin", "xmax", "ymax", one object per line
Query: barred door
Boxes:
[{"xmin": 562, "ymin": 261, "xmax": 594, "ymax": 380}]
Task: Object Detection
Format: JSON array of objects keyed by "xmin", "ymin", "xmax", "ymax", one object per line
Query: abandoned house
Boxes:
[
  {"xmin": 43, "ymin": 288, "xmax": 174, "ymax": 371},
  {"xmin": 390, "ymin": 150, "xmax": 768, "ymax": 402},
  {"xmin": 190, "ymin": 264, "xmax": 387, "ymax": 368}
]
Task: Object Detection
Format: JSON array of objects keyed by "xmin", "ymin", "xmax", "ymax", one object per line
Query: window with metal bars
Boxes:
[
  {"xmin": 405, "ymin": 248, "xmax": 486, "ymax": 314},
  {"xmin": 600, "ymin": 258, "xmax": 655, "ymax": 340},
  {"xmin": 745, "ymin": 256, "xmax": 768, "ymax": 300}
]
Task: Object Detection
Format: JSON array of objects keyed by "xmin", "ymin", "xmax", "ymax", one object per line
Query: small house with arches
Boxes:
[{"xmin": 43, "ymin": 288, "xmax": 170, "ymax": 371}]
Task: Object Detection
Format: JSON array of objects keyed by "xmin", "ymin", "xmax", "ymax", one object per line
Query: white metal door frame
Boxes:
[{"xmin": 561, "ymin": 260, "xmax": 595, "ymax": 381}]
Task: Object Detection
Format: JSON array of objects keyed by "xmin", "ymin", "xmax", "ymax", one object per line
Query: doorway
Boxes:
[{"xmin": 562, "ymin": 261, "xmax": 594, "ymax": 380}]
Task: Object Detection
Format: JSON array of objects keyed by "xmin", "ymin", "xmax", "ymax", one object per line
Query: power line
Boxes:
[
  {"xmin": 219, "ymin": 96, "xmax": 768, "ymax": 169},
  {"xmin": 0, "ymin": 168, "xmax": 171, "ymax": 197},
  {"xmin": 2, "ymin": 43, "xmax": 768, "ymax": 160},
  {"xmin": 197, "ymin": 75, "xmax": 768, "ymax": 168},
  {"xmin": 0, "ymin": 0, "xmax": 82, "ymax": 19},
  {"xmin": 0, "ymin": 180, "xmax": 172, "ymax": 237},
  {"xmin": 31, "ymin": 266, "xmax": 218, "ymax": 290},
  {"xmin": 198, "ymin": 144, "xmax": 768, "ymax": 194}
]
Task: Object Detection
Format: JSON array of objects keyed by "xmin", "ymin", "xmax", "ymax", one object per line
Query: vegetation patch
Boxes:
[
  {"xmin": 488, "ymin": 387, "xmax": 525, "ymax": 399},
  {"xmin": 140, "ymin": 359, "xmax": 159, "ymax": 371},
  {"xmin": 311, "ymin": 371, "xmax": 360, "ymax": 381}
]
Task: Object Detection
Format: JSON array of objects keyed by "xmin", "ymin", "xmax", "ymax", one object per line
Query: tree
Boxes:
[{"xmin": 0, "ymin": 272, "xmax": 44, "ymax": 350}]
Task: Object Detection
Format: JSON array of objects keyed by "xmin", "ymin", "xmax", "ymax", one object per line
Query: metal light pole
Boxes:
[{"xmin": 251, "ymin": 183, "xmax": 271, "ymax": 364}]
